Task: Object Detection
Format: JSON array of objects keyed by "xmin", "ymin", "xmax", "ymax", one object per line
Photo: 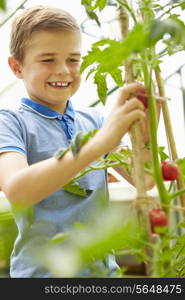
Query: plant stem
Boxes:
[
  {"xmin": 141, "ymin": 51, "xmax": 169, "ymax": 208},
  {"xmin": 116, "ymin": 0, "xmax": 137, "ymax": 24},
  {"xmin": 74, "ymin": 161, "xmax": 122, "ymax": 180},
  {"xmin": 162, "ymin": 203, "xmax": 185, "ymax": 212},
  {"xmin": 169, "ymin": 187, "xmax": 185, "ymax": 200}
]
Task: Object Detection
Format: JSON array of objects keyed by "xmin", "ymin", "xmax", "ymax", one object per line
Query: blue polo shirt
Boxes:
[{"xmin": 0, "ymin": 98, "xmax": 118, "ymax": 277}]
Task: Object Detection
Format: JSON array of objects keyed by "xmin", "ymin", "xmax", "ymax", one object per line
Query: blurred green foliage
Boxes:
[
  {"xmin": 0, "ymin": 0, "xmax": 6, "ymax": 11},
  {"xmin": 0, "ymin": 197, "xmax": 18, "ymax": 272}
]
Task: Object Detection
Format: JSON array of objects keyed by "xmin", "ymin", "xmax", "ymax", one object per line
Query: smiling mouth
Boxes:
[{"xmin": 48, "ymin": 81, "xmax": 71, "ymax": 88}]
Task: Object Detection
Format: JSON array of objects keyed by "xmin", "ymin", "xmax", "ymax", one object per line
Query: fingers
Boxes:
[
  {"xmin": 140, "ymin": 117, "xmax": 147, "ymax": 134},
  {"xmin": 124, "ymin": 98, "xmax": 146, "ymax": 123},
  {"xmin": 117, "ymin": 82, "xmax": 144, "ymax": 104},
  {"xmin": 123, "ymin": 97, "xmax": 145, "ymax": 113},
  {"xmin": 125, "ymin": 109, "xmax": 146, "ymax": 128}
]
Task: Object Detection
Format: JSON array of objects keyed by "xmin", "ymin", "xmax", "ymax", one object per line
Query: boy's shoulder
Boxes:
[
  {"xmin": 0, "ymin": 106, "xmax": 29, "ymax": 123},
  {"xmin": 0, "ymin": 108, "xmax": 21, "ymax": 120},
  {"xmin": 0, "ymin": 108, "xmax": 27, "ymax": 137}
]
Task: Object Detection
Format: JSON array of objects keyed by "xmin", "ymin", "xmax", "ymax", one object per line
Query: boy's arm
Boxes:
[
  {"xmin": 0, "ymin": 83, "xmax": 146, "ymax": 208},
  {"xmin": 0, "ymin": 132, "xmax": 109, "ymax": 208},
  {"xmin": 0, "ymin": 129, "xmax": 125, "ymax": 208}
]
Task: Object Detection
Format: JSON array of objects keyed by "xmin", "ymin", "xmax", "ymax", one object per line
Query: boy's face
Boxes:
[{"xmin": 11, "ymin": 30, "xmax": 82, "ymax": 113}]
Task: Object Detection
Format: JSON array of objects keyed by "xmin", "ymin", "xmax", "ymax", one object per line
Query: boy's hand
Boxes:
[
  {"xmin": 135, "ymin": 88, "xmax": 161, "ymax": 145},
  {"xmin": 117, "ymin": 82, "xmax": 161, "ymax": 146},
  {"xmin": 99, "ymin": 82, "xmax": 146, "ymax": 152}
]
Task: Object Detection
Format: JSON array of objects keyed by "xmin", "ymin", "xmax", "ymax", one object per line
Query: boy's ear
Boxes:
[{"xmin": 8, "ymin": 56, "xmax": 23, "ymax": 79}]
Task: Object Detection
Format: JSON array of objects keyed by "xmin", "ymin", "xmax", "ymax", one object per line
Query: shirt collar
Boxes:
[{"xmin": 21, "ymin": 97, "xmax": 75, "ymax": 120}]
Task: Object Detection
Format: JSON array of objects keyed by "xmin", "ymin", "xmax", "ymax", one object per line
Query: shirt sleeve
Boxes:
[{"xmin": 0, "ymin": 109, "xmax": 26, "ymax": 155}]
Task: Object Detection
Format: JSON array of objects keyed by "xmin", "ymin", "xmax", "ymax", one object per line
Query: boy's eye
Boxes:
[
  {"xmin": 41, "ymin": 59, "xmax": 54, "ymax": 62},
  {"xmin": 70, "ymin": 58, "xmax": 80, "ymax": 63}
]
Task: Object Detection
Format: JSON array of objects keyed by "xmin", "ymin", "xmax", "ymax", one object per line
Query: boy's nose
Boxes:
[{"xmin": 55, "ymin": 63, "xmax": 70, "ymax": 75}]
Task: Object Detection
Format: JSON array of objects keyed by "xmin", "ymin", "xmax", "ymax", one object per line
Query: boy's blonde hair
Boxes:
[{"xmin": 9, "ymin": 6, "xmax": 80, "ymax": 62}]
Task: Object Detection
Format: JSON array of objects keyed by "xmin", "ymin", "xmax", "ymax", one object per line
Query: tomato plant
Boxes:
[
  {"xmin": 65, "ymin": 0, "xmax": 185, "ymax": 278},
  {"xmin": 44, "ymin": 0, "xmax": 185, "ymax": 278}
]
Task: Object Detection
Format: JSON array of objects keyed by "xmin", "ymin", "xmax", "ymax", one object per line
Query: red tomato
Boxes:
[
  {"xmin": 136, "ymin": 87, "xmax": 148, "ymax": 108},
  {"xmin": 149, "ymin": 208, "xmax": 168, "ymax": 233},
  {"xmin": 161, "ymin": 160, "xmax": 179, "ymax": 181}
]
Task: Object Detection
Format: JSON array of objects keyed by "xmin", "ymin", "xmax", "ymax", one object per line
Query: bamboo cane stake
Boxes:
[
  {"xmin": 118, "ymin": 6, "xmax": 154, "ymax": 276},
  {"xmin": 155, "ymin": 69, "xmax": 185, "ymax": 215},
  {"xmin": 119, "ymin": 6, "xmax": 147, "ymax": 199}
]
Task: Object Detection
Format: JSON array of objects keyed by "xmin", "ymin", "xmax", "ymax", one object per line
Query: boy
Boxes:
[{"xmin": 0, "ymin": 6, "xmax": 153, "ymax": 277}]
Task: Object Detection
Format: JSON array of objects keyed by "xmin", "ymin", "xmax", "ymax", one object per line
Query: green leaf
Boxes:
[
  {"xmin": 106, "ymin": 152, "xmax": 125, "ymax": 162},
  {"xmin": 158, "ymin": 146, "xmax": 169, "ymax": 162},
  {"xmin": 94, "ymin": 0, "xmax": 107, "ymax": 11},
  {"xmin": 180, "ymin": 2, "xmax": 185, "ymax": 10},
  {"xmin": 148, "ymin": 18, "xmax": 185, "ymax": 47},
  {"xmin": 106, "ymin": 148, "xmax": 132, "ymax": 162},
  {"xmin": 93, "ymin": 38, "xmax": 117, "ymax": 47},
  {"xmin": 70, "ymin": 132, "xmax": 85, "ymax": 157},
  {"xmin": 63, "ymin": 179, "xmax": 88, "ymax": 197},
  {"xmin": 98, "ymin": 24, "xmax": 147, "ymax": 73},
  {"xmin": 176, "ymin": 157, "xmax": 185, "ymax": 181},
  {"xmin": 85, "ymin": 67, "xmax": 96, "ymax": 81},
  {"xmin": 81, "ymin": 0, "xmax": 101, "ymax": 26},
  {"xmin": 80, "ymin": 47, "xmax": 101, "ymax": 74},
  {"xmin": 81, "ymin": 0, "xmax": 107, "ymax": 12},
  {"xmin": 106, "ymin": 148, "xmax": 132, "ymax": 174},
  {"xmin": 0, "ymin": 198, "xmax": 18, "ymax": 268},
  {"xmin": 94, "ymin": 72, "xmax": 108, "ymax": 104},
  {"xmin": 70, "ymin": 130, "xmax": 98, "ymax": 157},
  {"xmin": 152, "ymin": 3, "xmax": 163, "ymax": 13},
  {"xmin": 81, "ymin": 0, "xmax": 96, "ymax": 10},
  {"xmin": 85, "ymin": 8, "xmax": 100, "ymax": 26},
  {"xmin": 53, "ymin": 147, "xmax": 69, "ymax": 160},
  {"xmin": 81, "ymin": 24, "xmax": 147, "ymax": 75},
  {"xmin": 0, "ymin": 0, "xmax": 6, "ymax": 10},
  {"xmin": 81, "ymin": 0, "xmax": 91, "ymax": 6},
  {"xmin": 49, "ymin": 232, "xmax": 70, "ymax": 245},
  {"xmin": 109, "ymin": 68, "xmax": 123, "ymax": 87}
]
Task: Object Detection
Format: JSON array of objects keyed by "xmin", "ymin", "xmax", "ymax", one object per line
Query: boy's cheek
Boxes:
[
  {"xmin": 75, "ymin": 73, "xmax": 81, "ymax": 84},
  {"xmin": 74, "ymin": 66, "xmax": 80, "ymax": 74}
]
